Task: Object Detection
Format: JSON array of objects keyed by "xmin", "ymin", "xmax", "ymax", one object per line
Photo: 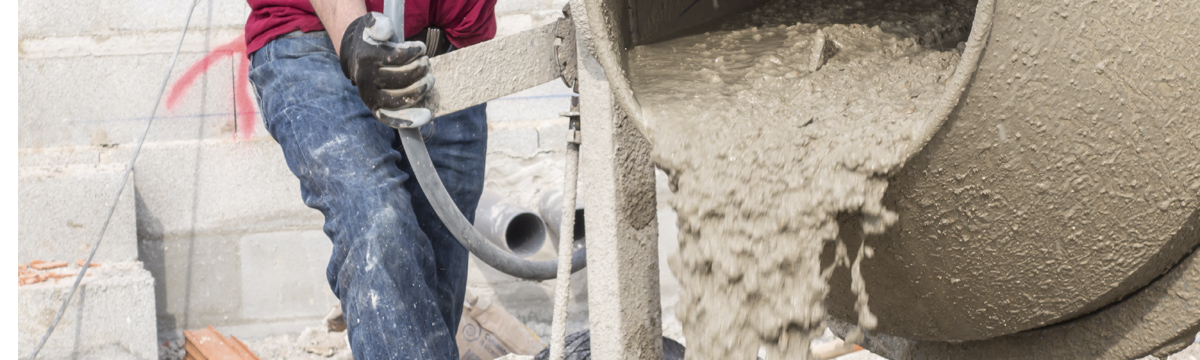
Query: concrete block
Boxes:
[
  {"xmin": 496, "ymin": 13, "xmax": 536, "ymax": 38},
  {"xmin": 239, "ymin": 230, "xmax": 339, "ymax": 321},
  {"xmin": 538, "ymin": 123, "xmax": 569, "ymax": 152},
  {"xmin": 121, "ymin": 137, "xmax": 319, "ymax": 236},
  {"xmin": 18, "ymin": 146, "xmax": 105, "ymax": 168},
  {"xmin": 18, "ymin": 138, "xmax": 310, "ymax": 248},
  {"xmin": 487, "ymin": 128, "xmax": 540, "ymax": 158},
  {"xmin": 141, "ymin": 231, "xmax": 245, "ymax": 334},
  {"xmin": 19, "ymin": 164, "xmax": 138, "ymax": 263},
  {"xmin": 494, "ymin": 0, "xmax": 558, "ymax": 15},
  {"xmin": 19, "ymin": 49, "xmax": 246, "ymax": 149},
  {"xmin": 22, "ymin": 137, "xmax": 321, "ymax": 335},
  {"xmin": 19, "ymin": 0, "xmax": 248, "ymax": 39},
  {"xmin": 486, "ymin": 81, "xmax": 575, "ymax": 124},
  {"xmin": 18, "ymin": 261, "xmax": 158, "ymax": 360},
  {"xmin": 18, "ymin": 28, "xmax": 247, "ymax": 59}
]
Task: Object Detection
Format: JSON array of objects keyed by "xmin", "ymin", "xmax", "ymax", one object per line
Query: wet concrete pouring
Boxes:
[{"xmin": 628, "ymin": 0, "xmax": 977, "ymax": 358}]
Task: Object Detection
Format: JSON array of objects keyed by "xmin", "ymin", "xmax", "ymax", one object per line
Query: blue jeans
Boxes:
[{"xmin": 248, "ymin": 31, "xmax": 486, "ymax": 360}]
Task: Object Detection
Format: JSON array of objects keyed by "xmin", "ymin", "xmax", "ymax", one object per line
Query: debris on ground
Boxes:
[
  {"xmin": 30, "ymin": 260, "xmax": 68, "ymax": 270},
  {"xmin": 243, "ymin": 326, "xmax": 352, "ymax": 360},
  {"xmin": 324, "ymin": 306, "xmax": 346, "ymax": 333},
  {"xmin": 1169, "ymin": 342, "xmax": 1200, "ymax": 360},
  {"xmin": 184, "ymin": 326, "xmax": 260, "ymax": 360},
  {"xmin": 457, "ymin": 293, "xmax": 546, "ymax": 360},
  {"xmin": 18, "ymin": 259, "xmax": 99, "ymax": 286},
  {"xmin": 811, "ymin": 338, "xmax": 864, "ymax": 360}
]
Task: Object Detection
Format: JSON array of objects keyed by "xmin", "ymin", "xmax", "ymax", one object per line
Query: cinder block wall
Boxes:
[{"xmin": 19, "ymin": 0, "xmax": 584, "ymax": 345}]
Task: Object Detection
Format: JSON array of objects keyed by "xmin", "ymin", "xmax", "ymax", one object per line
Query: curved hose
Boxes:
[{"xmin": 398, "ymin": 128, "xmax": 587, "ymax": 280}]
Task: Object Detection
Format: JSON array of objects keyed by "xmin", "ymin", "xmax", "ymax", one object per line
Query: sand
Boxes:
[{"xmin": 627, "ymin": 0, "xmax": 975, "ymax": 358}]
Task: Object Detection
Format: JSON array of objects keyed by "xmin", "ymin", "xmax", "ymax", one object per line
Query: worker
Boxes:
[{"xmin": 244, "ymin": 0, "xmax": 496, "ymax": 358}]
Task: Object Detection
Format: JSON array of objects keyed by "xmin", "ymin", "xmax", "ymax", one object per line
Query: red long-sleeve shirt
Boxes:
[{"xmin": 245, "ymin": 0, "xmax": 497, "ymax": 54}]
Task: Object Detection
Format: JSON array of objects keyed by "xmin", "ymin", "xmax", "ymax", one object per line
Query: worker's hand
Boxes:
[{"xmin": 339, "ymin": 12, "xmax": 433, "ymax": 115}]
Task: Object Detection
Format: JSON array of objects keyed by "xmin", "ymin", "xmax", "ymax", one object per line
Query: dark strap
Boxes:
[{"xmin": 407, "ymin": 27, "xmax": 452, "ymax": 57}]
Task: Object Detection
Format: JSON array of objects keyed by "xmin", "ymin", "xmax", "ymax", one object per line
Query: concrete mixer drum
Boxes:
[{"xmin": 577, "ymin": 0, "xmax": 1200, "ymax": 357}]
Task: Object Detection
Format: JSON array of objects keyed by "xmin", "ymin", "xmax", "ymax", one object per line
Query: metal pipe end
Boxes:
[
  {"xmin": 505, "ymin": 212, "xmax": 549, "ymax": 257},
  {"xmin": 474, "ymin": 192, "xmax": 549, "ymax": 258}
]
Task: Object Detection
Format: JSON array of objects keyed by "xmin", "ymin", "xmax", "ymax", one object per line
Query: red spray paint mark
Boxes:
[{"xmin": 166, "ymin": 35, "xmax": 257, "ymax": 140}]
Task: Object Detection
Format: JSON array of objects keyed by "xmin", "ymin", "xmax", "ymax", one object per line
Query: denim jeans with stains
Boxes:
[{"xmin": 248, "ymin": 31, "xmax": 485, "ymax": 360}]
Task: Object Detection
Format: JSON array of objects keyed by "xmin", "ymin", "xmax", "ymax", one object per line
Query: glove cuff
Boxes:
[{"xmin": 339, "ymin": 14, "xmax": 372, "ymax": 82}]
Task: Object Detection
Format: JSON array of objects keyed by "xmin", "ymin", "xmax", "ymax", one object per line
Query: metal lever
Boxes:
[{"xmin": 378, "ymin": 0, "xmax": 586, "ymax": 280}]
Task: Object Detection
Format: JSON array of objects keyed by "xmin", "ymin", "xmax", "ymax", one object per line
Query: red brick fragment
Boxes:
[
  {"xmin": 185, "ymin": 326, "xmax": 253, "ymax": 360},
  {"xmin": 228, "ymin": 336, "xmax": 260, "ymax": 360},
  {"xmin": 31, "ymin": 261, "xmax": 68, "ymax": 270},
  {"xmin": 184, "ymin": 341, "xmax": 208, "ymax": 360},
  {"xmin": 48, "ymin": 272, "xmax": 75, "ymax": 281},
  {"xmin": 76, "ymin": 259, "xmax": 100, "ymax": 268}
]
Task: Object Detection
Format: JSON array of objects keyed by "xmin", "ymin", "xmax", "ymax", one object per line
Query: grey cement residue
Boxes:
[{"xmin": 626, "ymin": 0, "xmax": 975, "ymax": 358}]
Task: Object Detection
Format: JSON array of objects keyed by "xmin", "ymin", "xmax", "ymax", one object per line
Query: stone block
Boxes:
[
  {"xmin": 537, "ymin": 123, "xmax": 569, "ymax": 152},
  {"xmin": 496, "ymin": 13, "xmax": 536, "ymax": 38},
  {"xmin": 494, "ymin": 0, "xmax": 558, "ymax": 15},
  {"xmin": 141, "ymin": 230, "xmax": 244, "ymax": 335},
  {"xmin": 19, "ymin": 164, "xmax": 138, "ymax": 263},
  {"xmin": 121, "ymin": 137, "xmax": 318, "ymax": 236},
  {"xmin": 239, "ymin": 230, "xmax": 339, "ymax": 321},
  {"xmin": 19, "ymin": 0, "xmax": 248, "ymax": 39},
  {"xmin": 488, "ymin": 128, "xmax": 540, "ymax": 158},
  {"xmin": 18, "ymin": 261, "xmax": 158, "ymax": 360},
  {"xmin": 19, "ymin": 49, "xmax": 245, "ymax": 149},
  {"xmin": 486, "ymin": 81, "xmax": 575, "ymax": 124}
]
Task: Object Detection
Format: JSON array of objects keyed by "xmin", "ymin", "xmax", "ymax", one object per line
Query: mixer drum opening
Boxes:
[{"xmin": 595, "ymin": 0, "xmax": 1200, "ymax": 345}]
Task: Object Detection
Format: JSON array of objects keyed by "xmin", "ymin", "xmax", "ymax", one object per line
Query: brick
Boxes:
[
  {"xmin": 227, "ymin": 336, "xmax": 260, "ymax": 360},
  {"xmin": 31, "ymin": 261, "xmax": 68, "ymax": 270},
  {"xmin": 184, "ymin": 326, "xmax": 259, "ymax": 360},
  {"xmin": 185, "ymin": 327, "xmax": 243, "ymax": 360}
]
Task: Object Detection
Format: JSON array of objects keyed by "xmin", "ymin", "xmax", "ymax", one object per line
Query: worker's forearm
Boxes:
[{"xmin": 309, "ymin": 0, "xmax": 368, "ymax": 56}]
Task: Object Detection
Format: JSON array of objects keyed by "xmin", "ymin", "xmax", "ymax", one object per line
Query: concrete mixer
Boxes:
[
  {"xmin": 571, "ymin": 0, "xmax": 1200, "ymax": 358},
  {"xmin": 372, "ymin": 0, "xmax": 1198, "ymax": 358}
]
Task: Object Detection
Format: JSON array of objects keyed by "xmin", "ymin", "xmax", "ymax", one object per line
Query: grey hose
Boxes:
[
  {"xmin": 382, "ymin": 0, "xmax": 586, "ymax": 280},
  {"xmin": 398, "ymin": 128, "xmax": 587, "ymax": 280}
]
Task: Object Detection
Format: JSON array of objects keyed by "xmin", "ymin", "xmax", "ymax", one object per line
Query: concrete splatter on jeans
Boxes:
[{"xmin": 249, "ymin": 31, "xmax": 488, "ymax": 360}]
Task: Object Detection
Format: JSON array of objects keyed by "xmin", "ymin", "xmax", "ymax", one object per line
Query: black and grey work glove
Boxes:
[{"xmin": 340, "ymin": 12, "xmax": 433, "ymax": 125}]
